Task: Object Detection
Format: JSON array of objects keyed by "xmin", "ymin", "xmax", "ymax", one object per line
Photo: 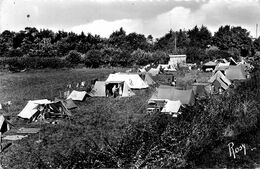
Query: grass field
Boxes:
[{"xmin": 0, "ymin": 67, "xmax": 157, "ymax": 168}]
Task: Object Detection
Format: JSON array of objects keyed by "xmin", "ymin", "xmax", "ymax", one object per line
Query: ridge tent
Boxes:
[
  {"xmin": 208, "ymin": 71, "xmax": 231, "ymax": 93},
  {"xmin": 18, "ymin": 99, "xmax": 71, "ymax": 122},
  {"xmin": 0, "ymin": 115, "xmax": 11, "ymax": 134},
  {"xmin": 148, "ymin": 68, "xmax": 160, "ymax": 76},
  {"xmin": 54, "ymin": 98, "xmax": 77, "ymax": 110},
  {"xmin": 229, "ymin": 57, "xmax": 237, "ymax": 65},
  {"xmin": 225, "ymin": 65, "xmax": 247, "ymax": 80},
  {"xmin": 161, "ymin": 100, "xmax": 182, "ymax": 115},
  {"xmin": 89, "ymin": 81, "xmax": 106, "ymax": 97},
  {"xmin": 213, "ymin": 62, "xmax": 230, "ymax": 73},
  {"xmin": 18, "ymin": 99, "xmax": 51, "ymax": 120},
  {"xmin": 67, "ymin": 90, "xmax": 87, "ymax": 101},
  {"xmin": 106, "ymin": 73, "xmax": 148, "ymax": 89},
  {"xmin": 150, "ymin": 85, "xmax": 195, "ymax": 105},
  {"xmin": 144, "ymin": 73, "xmax": 156, "ymax": 85}
]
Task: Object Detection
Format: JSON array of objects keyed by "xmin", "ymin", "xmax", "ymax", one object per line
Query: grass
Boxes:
[{"xmin": 0, "ymin": 67, "xmax": 156, "ymax": 168}]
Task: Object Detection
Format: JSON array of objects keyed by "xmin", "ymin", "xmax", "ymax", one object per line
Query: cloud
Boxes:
[
  {"xmin": 1, "ymin": 0, "xmax": 260, "ymax": 39},
  {"xmin": 71, "ymin": 19, "xmax": 143, "ymax": 37}
]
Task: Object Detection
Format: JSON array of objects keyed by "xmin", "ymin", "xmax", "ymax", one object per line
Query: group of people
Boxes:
[{"xmin": 108, "ymin": 85, "xmax": 123, "ymax": 98}]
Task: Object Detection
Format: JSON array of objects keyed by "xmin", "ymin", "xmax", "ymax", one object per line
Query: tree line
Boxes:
[{"xmin": 0, "ymin": 25, "xmax": 260, "ymax": 68}]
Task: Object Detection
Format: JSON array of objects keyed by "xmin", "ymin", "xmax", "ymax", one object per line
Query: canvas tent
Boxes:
[
  {"xmin": 150, "ymin": 85, "xmax": 195, "ymax": 105},
  {"xmin": 67, "ymin": 90, "xmax": 87, "ymax": 101},
  {"xmin": 225, "ymin": 65, "xmax": 247, "ymax": 80},
  {"xmin": 0, "ymin": 115, "xmax": 10, "ymax": 134},
  {"xmin": 89, "ymin": 81, "xmax": 106, "ymax": 97},
  {"xmin": 228, "ymin": 57, "xmax": 237, "ymax": 65},
  {"xmin": 213, "ymin": 62, "xmax": 230, "ymax": 73},
  {"xmin": 148, "ymin": 68, "xmax": 160, "ymax": 76},
  {"xmin": 18, "ymin": 99, "xmax": 71, "ymax": 122},
  {"xmin": 54, "ymin": 98, "xmax": 77, "ymax": 110},
  {"xmin": 144, "ymin": 73, "xmax": 156, "ymax": 85},
  {"xmin": 161, "ymin": 100, "xmax": 182, "ymax": 115},
  {"xmin": 208, "ymin": 71, "xmax": 231, "ymax": 93},
  {"xmin": 106, "ymin": 73, "xmax": 148, "ymax": 89}
]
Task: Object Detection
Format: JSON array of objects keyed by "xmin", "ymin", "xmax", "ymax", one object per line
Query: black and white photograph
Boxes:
[{"xmin": 0, "ymin": 0, "xmax": 260, "ymax": 168}]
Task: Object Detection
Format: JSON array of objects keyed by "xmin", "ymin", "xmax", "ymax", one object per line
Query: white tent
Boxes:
[
  {"xmin": 18, "ymin": 99, "xmax": 71, "ymax": 121},
  {"xmin": 67, "ymin": 90, "xmax": 87, "ymax": 101},
  {"xmin": 148, "ymin": 68, "xmax": 159, "ymax": 76},
  {"xmin": 161, "ymin": 100, "xmax": 182, "ymax": 114},
  {"xmin": 106, "ymin": 73, "xmax": 148, "ymax": 89},
  {"xmin": 144, "ymin": 73, "xmax": 156, "ymax": 85},
  {"xmin": 18, "ymin": 99, "xmax": 51, "ymax": 119},
  {"xmin": 0, "ymin": 115, "xmax": 11, "ymax": 134},
  {"xmin": 90, "ymin": 81, "xmax": 106, "ymax": 97},
  {"xmin": 121, "ymin": 81, "xmax": 136, "ymax": 97}
]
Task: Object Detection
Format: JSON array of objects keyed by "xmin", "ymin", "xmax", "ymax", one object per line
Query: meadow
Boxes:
[
  {"xmin": 0, "ymin": 67, "xmax": 156, "ymax": 168},
  {"xmin": 1, "ymin": 67, "xmax": 259, "ymax": 168}
]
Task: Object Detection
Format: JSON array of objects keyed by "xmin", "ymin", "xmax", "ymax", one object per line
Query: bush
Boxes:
[
  {"xmin": 65, "ymin": 50, "xmax": 82, "ymax": 65},
  {"xmin": 83, "ymin": 50, "xmax": 102, "ymax": 68}
]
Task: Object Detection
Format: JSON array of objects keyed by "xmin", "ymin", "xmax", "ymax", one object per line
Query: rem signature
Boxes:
[{"xmin": 228, "ymin": 142, "xmax": 257, "ymax": 159}]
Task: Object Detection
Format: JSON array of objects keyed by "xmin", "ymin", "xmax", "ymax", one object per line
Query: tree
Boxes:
[
  {"xmin": 188, "ymin": 25, "xmax": 212, "ymax": 49},
  {"xmin": 84, "ymin": 49, "xmax": 102, "ymax": 68},
  {"xmin": 65, "ymin": 50, "xmax": 82, "ymax": 65},
  {"xmin": 125, "ymin": 32, "xmax": 149, "ymax": 52},
  {"xmin": 109, "ymin": 27, "xmax": 126, "ymax": 49},
  {"xmin": 212, "ymin": 25, "xmax": 253, "ymax": 57}
]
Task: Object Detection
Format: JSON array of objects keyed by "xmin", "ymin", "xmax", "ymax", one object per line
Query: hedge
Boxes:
[{"xmin": 0, "ymin": 57, "xmax": 72, "ymax": 69}]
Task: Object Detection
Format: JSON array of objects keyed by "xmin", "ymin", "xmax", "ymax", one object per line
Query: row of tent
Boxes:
[
  {"xmin": 16, "ymin": 73, "xmax": 154, "ymax": 122},
  {"xmin": 146, "ymin": 60, "xmax": 251, "ymax": 117}
]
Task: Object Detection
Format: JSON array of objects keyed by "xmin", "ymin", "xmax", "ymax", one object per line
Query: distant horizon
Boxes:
[{"xmin": 1, "ymin": 0, "xmax": 260, "ymax": 38}]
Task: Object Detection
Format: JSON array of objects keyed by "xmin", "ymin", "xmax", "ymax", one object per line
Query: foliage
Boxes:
[
  {"xmin": 65, "ymin": 50, "xmax": 82, "ymax": 65},
  {"xmin": 212, "ymin": 25, "xmax": 253, "ymax": 57},
  {"xmin": 83, "ymin": 49, "xmax": 103, "ymax": 68},
  {"xmin": 185, "ymin": 47, "xmax": 206, "ymax": 64},
  {"xmin": 188, "ymin": 25, "xmax": 212, "ymax": 49}
]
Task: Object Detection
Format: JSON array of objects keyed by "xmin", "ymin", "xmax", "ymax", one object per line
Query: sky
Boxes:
[{"xmin": 0, "ymin": 0, "xmax": 260, "ymax": 38}]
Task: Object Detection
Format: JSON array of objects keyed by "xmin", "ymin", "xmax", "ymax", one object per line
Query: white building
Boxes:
[{"xmin": 168, "ymin": 55, "xmax": 187, "ymax": 66}]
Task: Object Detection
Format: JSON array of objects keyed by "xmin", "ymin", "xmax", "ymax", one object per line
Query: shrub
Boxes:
[{"xmin": 65, "ymin": 50, "xmax": 82, "ymax": 65}]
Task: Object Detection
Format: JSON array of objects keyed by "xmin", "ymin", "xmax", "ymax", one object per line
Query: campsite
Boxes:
[
  {"xmin": 1, "ymin": 57, "xmax": 260, "ymax": 168},
  {"xmin": 1, "ymin": 6, "xmax": 260, "ymax": 167}
]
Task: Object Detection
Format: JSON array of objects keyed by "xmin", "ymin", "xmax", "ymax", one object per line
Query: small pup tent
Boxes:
[
  {"xmin": 150, "ymin": 85, "xmax": 195, "ymax": 106},
  {"xmin": 54, "ymin": 98, "xmax": 77, "ymax": 110},
  {"xmin": 90, "ymin": 81, "xmax": 135, "ymax": 97},
  {"xmin": 106, "ymin": 73, "xmax": 148, "ymax": 89},
  {"xmin": 0, "ymin": 115, "xmax": 11, "ymax": 134},
  {"xmin": 18, "ymin": 99, "xmax": 71, "ymax": 122},
  {"xmin": 67, "ymin": 90, "xmax": 87, "ymax": 101}
]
